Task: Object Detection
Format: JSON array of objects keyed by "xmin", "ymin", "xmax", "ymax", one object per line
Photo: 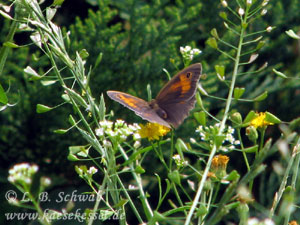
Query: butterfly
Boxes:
[{"xmin": 107, "ymin": 63, "xmax": 202, "ymax": 128}]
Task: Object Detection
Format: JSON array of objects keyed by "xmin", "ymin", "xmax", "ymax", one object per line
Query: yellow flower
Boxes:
[
  {"xmin": 289, "ymin": 221, "xmax": 299, "ymax": 225},
  {"xmin": 138, "ymin": 123, "xmax": 170, "ymax": 141},
  {"xmin": 211, "ymin": 154, "xmax": 229, "ymax": 170},
  {"xmin": 250, "ymin": 112, "xmax": 274, "ymax": 128}
]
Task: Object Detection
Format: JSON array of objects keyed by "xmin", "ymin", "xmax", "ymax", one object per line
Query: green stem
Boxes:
[
  {"xmin": 237, "ymin": 129, "xmax": 250, "ymax": 172},
  {"xmin": 0, "ymin": 20, "xmax": 18, "ymax": 76},
  {"xmin": 184, "ymin": 8, "xmax": 247, "ymax": 225},
  {"xmin": 118, "ymin": 145, "xmax": 154, "ymax": 221}
]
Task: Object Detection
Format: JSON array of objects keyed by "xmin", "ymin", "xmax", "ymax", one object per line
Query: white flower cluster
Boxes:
[
  {"xmin": 180, "ymin": 46, "xmax": 201, "ymax": 61},
  {"xmin": 96, "ymin": 120, "xmax": 141, "ymax": 147},
  {"xmin": 247, "ymin": 218, "xmax": 274, "ymax": 225},
  {"xmin": 76, "ymin": 166, "xmax": 98, "ymax": 180},
  {"xmin": 8, "ymin": 163, "xmax": 39, "ymax": 184},
  {"xmin": 196, "ymin": 123, "xmax": 240, "ymax": 152},
  {"xmin": 172, "ymin": 154, "xmax": 188, "ymax": 167}
]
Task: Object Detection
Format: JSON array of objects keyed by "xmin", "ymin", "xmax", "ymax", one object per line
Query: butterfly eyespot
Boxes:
[{"xmin": 186, "ymin": 72, "xmax": 192, "ymax": 78}]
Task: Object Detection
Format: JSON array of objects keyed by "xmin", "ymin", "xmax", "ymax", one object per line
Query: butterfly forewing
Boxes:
[{"xmin": 107, "ymin": 91, "xmax": 171, "ymax": 127}]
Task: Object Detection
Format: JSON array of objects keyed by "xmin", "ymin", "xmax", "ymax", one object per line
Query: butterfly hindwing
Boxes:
[{"xmin": 107, "ymin": 91, "xmax": 170, "ymax": 127}]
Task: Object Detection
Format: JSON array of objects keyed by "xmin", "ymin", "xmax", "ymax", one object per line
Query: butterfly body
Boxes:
[{"xmin": 107, "ymin": 63, "xmax": 202, "ymax": 128}]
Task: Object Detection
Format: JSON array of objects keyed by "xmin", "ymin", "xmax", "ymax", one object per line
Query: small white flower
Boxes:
[
  {"xmin": 129, "ymin": 184, "xmax": 137, "ymax": 190},
  {"xmin": 262, "ymin": 0, "xmax": 269, "ymax": 6},
  {"xmin": 95, "ymin": 128, "xmax": 104, "ymax": 136},
  {"xmin": 263, "ymin": 218, "xmax": 275, "ymax": 225},
  {"xmin": 190, "ymin": 138, "xmax": 196, "ymax": 144},
  {"xmin": 133, "ymin": 133, "xmax": 141, "ymax": 140},
  {"xmin": 238, "ymin": 8, "xmax": 245, "ymax": 16},
  {"xmin": 261, "ymin": 9, "xmax": 267, "ymax": 15},
  {"xmin": 247, "ymin": 0, "xmax": 252, "ymax": 5},
  {"xmin": 30, "ymin": 164, "xmax": 39, "ymax": 173},
  {"xmin": 172, "ymin": 154, "xmax": 181, "ymax": 160},
  {"xmin": 192, "ymin": 48, "xmax": 201, "ymax": 55},
  {"xmin": 103, "ymin": 140, "xmax": 112, "ymax": 148},
  {"xmin": 221, "ymin": 0, "xmax": 228, "ymax": 7},
  {"xmin": 99, "ymin": 120, "xmax": 113, "ymax": 129},
  {"xmin": 106, "ymin": 130, "xmax": 117, "ymax": 137},
  {"xmin": 8, "ymin": 176, "xmax": 15, "ymax": 183},
  {"xmin": 266, "ymin": 26, "xmax": 273, "ymax": 32},
  {"xmin": 133, "ymin": 141, "xmax": 141, "ymax": 148},
  {"xmin": 86, "ymin": 104, "xmax": 91, "ymax": 112},
  {"xmin": 87, "ymin": 166, "xmax": 98, "ymax": 175},
  {"xmin": 180, "ymin": 46, "xmax": 185, "ymax": 54},
  {"xmin": 228, "ymin": 126, "xmax": 234, "ymax": 134},
  {"xmin": 184, "ymin": 46, "xmax": 191, "ymax": 52},
  {"xmin": 25, "ymin": 178, "xmax": 32, "ymax": 184},
  {"xmin": 115, "ymin": 119, "xmax": 125, "ymax": 127},
  {"xmin": 234, "ymin": 140, "xmax": 241, "ymax": 145},
  {"xmin": 42, "ymin": 177, "xmax": 52, "ymax": 186}
]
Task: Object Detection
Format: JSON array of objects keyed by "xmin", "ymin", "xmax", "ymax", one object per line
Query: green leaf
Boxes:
[
  {"xmin": 265, "ymin": 112, "xmax": 281, "ymax": 124},
  {"xmin": 243, "ymin": 145, "xmax": 258, "ymax": 153},
  {"xmin": 206, "ymin": 37, "xmax": 218, "ymax": 49},
  {"xmin": 196, "ymin": 204, "xmax": 208, "ymax": 216},
  {"xmin": 99, "ymin": 94, "xmax": 106, "ymax": 121},
  {"xmin": 219, "ymin": 12, "xmax": 227, "ymax": 20},
  {"xmin": 52, "ymin": 0, "xmax": 65, "ymax": 7},
  {"xmin": 69, "ymin": 115, "xmax": 76, "ymax": 126},
  {"xmin": 135, "ymin": 165, "xmax": 145, "ymax": 174},
  {"xmin": 0, "ymin": 10, "xmax": 13, "ymax": 20},
  {"xmin": 211, "ymin": 28, "xmax": 219, "ymax": 39},
  {"xmin": 196, "ymin": 92, "xmax": 204, "ymax": 109},
  {"xmin": 79, "ymin": 49, "xmax": 89, "ymax": 59},
  {"xmin": 46, "ymin": 7, "xmax": 56, "ymax": 21},
  {"xmin": 41, "ymin": 80, "xmax": 57, "ymax": 86},
  {"xmin": 243, "ymin": 110, "xmax": 256, "ymax": 124},
  {"xmin": 253, "ymin": 91, "xmax": 268, "ymax": 101},
  {"xmin": 0, "ymin": 83, "xmax": 8, "ymax": 104},
  {"xmin": 256, "ymin": 41, "xmax": 265, "ymax": 50},
  {"xmin": 67, "ymin": 154, "xmax": 79, "ymax": 161},
  {"xmin": 168, "ymin": 170, "xmax": 181, "ymax": 185},
  {"xmin": 194, "ymin": 111, "xmax": 206, "ymax": 126},
  {"xmin": 234, "ymin": 87, "xmax": 245, "ymax": 100},
  {"xmin": 64, "ymin": 87, "xmax": 88, "ymax": 108},
  {"xmin": 3, "ymin": 41, "xmax": 20, "ymax": 48},
  {"xmin": 273, "ymin": 68, "xmax": 287, "ymax": 79},
  {"xmin": 175, "ymin": 138, "xmax": 188, "ymax": 155},
  {"xmin": 225, "ymin": 170, "xmax": 240, "ymax": 181},
  {"xmin": 215, "ymin": 134, "xmax": 226, "ymax": 148},
  {"xmin": 24, "ymin": 66, "xmax": 42, "ymax": 80},
  {"xmin": 53, "ymin": 129, "xmax": 68, "ymax": 134},
  {"xmin": 285, "ymin": 29, "xmax": 300, "ymax": 40},
  {"xmin": 215, "ymin": 65, "xmax": 225, "ymax": 78},
  {"xmin": 36, "ymin": 104, "xmax": 53, "ymax": 113},
  {"xmin": 94, "ymin": 52, "xmax": 103, "ymax": 69}
]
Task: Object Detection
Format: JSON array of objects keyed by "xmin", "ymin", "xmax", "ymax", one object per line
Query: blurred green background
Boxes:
[{"xmin": 1, "ymin": 0, "xmax": 300, "ymax": 224}]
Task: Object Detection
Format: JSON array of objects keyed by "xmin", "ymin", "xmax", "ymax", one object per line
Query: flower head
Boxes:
[
  {"xmin": 180, "ymin": 46, "xmax": 202, "ymax": 62},
  {"xmin": 8, "ymin": 163, "xmax": 39, "ymax": 185},
  {"xmin": 211, "ymin": 154, "xmax": 229, "ymax": 179},
  {"xmin": 250, "ymin": 112, "xmax": 274, "ymax": 128},
  {"xmin": 138, "ymin": 123, "xmax": 170, "ymax": 141},
  {"xmin": 172, "ymin": 154, "xmax": 188, "ymax": 168}
]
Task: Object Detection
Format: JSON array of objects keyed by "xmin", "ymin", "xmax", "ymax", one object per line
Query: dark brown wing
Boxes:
[
  {"xmin": 155, "ymin": 63, "xmax": 202, "ymax": 104},
  {"xmin": 107, "ymin": 91, "xmax": 171, "ymax": 128},
  {"xmin": 155, "ymin": 63, "xmax": 202, "ymax": 128}
]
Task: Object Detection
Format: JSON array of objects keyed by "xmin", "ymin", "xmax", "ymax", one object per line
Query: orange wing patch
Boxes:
[
  {"xmin": 169, "ymin": 73, "xmax": 192, "ymax": 95},
  {"xmin": 117, "ymin": 94, "xmax": 139, "ymax": 108}
]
